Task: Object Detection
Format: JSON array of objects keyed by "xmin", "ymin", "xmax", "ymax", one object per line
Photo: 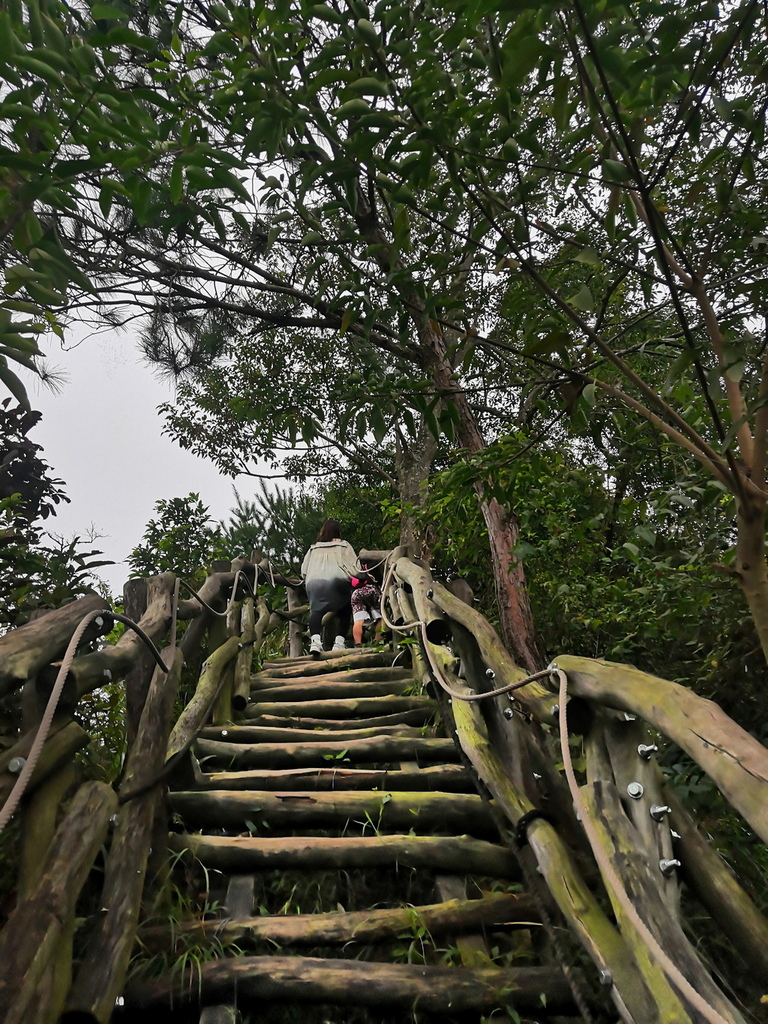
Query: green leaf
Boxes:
[
  {"xmin": 602, "ymin": 158, "xmax": 630, "ymax": 182},
  {"xmin": 90, "ymin": 3, "xmax": 130, "ymax": 19},
  {"xmin": 567, "ymin": 284, "xmax": 594, "ymax": 312}
]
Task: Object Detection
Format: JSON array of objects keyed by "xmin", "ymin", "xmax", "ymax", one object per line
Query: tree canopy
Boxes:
[{"xmin": 3, "ymin": 0, "xmax": 768, "ymax": 666}]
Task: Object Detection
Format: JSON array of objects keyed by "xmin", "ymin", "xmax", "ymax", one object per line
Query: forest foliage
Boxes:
[{"xmin": 1, "ymin": 0, "xmax": 768, "ymax": 702}]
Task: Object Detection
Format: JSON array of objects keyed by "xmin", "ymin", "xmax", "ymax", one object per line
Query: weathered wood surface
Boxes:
[
  {"xmin": 0, "ymin": 719, "xmax": 88, "ymax": 805},
  {"xmin": 0, "ymin": 592, "xmax": 106, "ymax": 697},
  {"xmin": 176, "ymin": 569, "xmax": 235, "ymax": 621},
  {"xmin": 556, "ymin": 654, "xmax": 768, "ymax": 845},
  {"xmin": 0, "ymin": 781, "xmax": 117, "ymax": 1024},
  {"xmin": 581, "ymin": 780, "xmax": 745, "ymax": 1024},
  {"xmin": 170, "ymin": 832, "xmax": 519, "ymax": 876},
  {"xmin": 194, "ymin": 734, "xmax": 460, "ymax": 769},
  {"xmin": 166, "ymin": 635, "xmax": 241, "ymax": 762},
  {"xmin": 662, "ymin": 782, "xmax": 768, "ymax": 980},
  {"xmin": 247, "ymin": 679, "xmax": 413, "ymax": 702},
  {"xmin": 170, "ymin": 788, "xmax": 495, "ymax": 837},
  {"xmin": 123, "ymin": 576, "xmax": 151, "ymax": 750},
  {"xmin": 442, "ymin": 657, "xmax": 662, "ymax": 1024},
  {"xmin": 124, "ymin": 956, "xmax": 581, "ymax": 1015},
  {"xmin": 139, "ymin": 892, "xmax": 537, "ymax": 952},
  {"xmin": 19, "ymin": 762, "xmax": 74, "ymax": 898},
  {"xmin": 42, "ymin": 572, "xmax": 176, "ymax": 698},
  {"xmin": 232, "ymin": 597, "xmax": 258, "ymax": 711},
  {"xmin": 426, "ymin": 579, "xmax": 568, "ymax": 727},
  {"xmin": 66, "ymin": 649, "xmax": 183, "ymax": 1024},
  {"xmin": 256, "ymin": 651, "xmax": 395, "ymax": 678},
  {"xmin": 199, "ymin": 722, "xmax": 432, "ymax": 743},
  {"xmin": 241, "ymin": 707, "xmax": 433, "ymax": 730},
  {"xmin": 195, "ymin": 764, "xmax": 474, "ymax": 793},
  {"xmin": 245, "ymin": 695, "xmax": 432, "ymax": 720}
]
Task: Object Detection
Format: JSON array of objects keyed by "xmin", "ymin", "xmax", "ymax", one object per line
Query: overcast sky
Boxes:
[{"xmin": 27, "ymin": 325, "xmax": 257, "ymax": 597}]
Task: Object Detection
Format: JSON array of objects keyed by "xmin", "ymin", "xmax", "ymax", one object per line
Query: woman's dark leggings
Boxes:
[{"xmin": 309, "ymin": 603, "xmax": 351, "ymax": 637}]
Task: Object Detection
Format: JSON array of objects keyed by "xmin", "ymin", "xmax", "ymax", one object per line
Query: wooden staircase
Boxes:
[{"xmin": 123, "ymin": 648, "xmax": 586, "ymax": 1022}]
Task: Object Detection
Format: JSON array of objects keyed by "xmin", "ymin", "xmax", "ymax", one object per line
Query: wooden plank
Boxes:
[
  {"xmin": 238, "ymin": 708, "xmax": 434, "ymax": 730},
  {"xmin": 170, "ymin": 833, "xmax": 519, "ymax": 877}
]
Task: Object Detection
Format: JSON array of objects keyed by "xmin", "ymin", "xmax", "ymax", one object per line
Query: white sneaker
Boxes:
[
  {"xmin": 332, "ymin": 635, "xmax": 347, "ymax": 651},
  {"xmin": 309, "ymin": 634, "xmax": 323, "ymax": 657}
]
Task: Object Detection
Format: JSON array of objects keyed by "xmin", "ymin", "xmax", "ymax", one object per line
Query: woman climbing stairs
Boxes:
[{"xmin": 124, "ymin": 647, "xmax": 585, "ymax": 1022}]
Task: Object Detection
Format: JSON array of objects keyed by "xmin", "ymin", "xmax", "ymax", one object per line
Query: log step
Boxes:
[
  {"xmin": 170, "ymin": 788, "xmax": 495, "ymax": 837},
  {"xmin": 244, "ymin": 695, "xmax": 432, "ymax": 720},
  {"xmin": 256, "ymin": 652, "xmax": 397, "ymax": 677},
  {"xmin": 192, "ymin": 764, "xmax": 475, "ymax": 793},
  {"xmin": 169, "ymin": 833, "xmax": 519, "ymax": 877},
  {"xmin": 252, "ymin": 666, "xmax": 412, "ymax": 687},
  {"xmin": 240, "ymin": 707, "xmax": 434, "ymax": 730},
  {"xmin": 195, "ymin": 735, "xmax": 460, "ymax": 770},
  {"xmin": 123, "ymin": 956, "xmax": 580, "ymax": 1016},
  {"xmin": 246, "ymin": 679, "xmax": 414, "ymax": 702},
  {"xmin": 198, "ymin": 723, "xmax": 434, "ymax": 744},
  {"xmin": 139, "ymin": 892, "xmax": 538, "ymax": 953}
]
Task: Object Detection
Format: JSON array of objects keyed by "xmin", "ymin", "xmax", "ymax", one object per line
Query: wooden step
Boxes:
[
  {"xmin": 170, "ymin": 788, "xmax": 495, "ymax": 837},
  {"xmin": 257, "ymin": 651, "xmax": 396, "ymax": 677},
  {"xmin": 138, "ymin": 892, "xmax": 538, "ymax": 952},
  {"xmin": 192, "ymin": 764, "xmax": 475, "ymax": 793},
  {"xmin": 245, "ymin": 695, "xmax": 432, "ymax": 720},
  {"xmin": 252, "ymin": 666, "xmax": 411, "ymax": 687},
  {"xmin": 247, "ymin": 679, "xmax": 413, "ymax": 702},
  {"xmin": 169, "ymin": 832, "xmax": 519, "ymax": 877},
  {"xmin": 195, "ymin": 735, "xmax": 460, "ymax": 769},
  {"xmin": 217, "ymin": 707, "xmax": 434, "ymax": 730},
  {"xmin": 123, "ymin": 955, "xmax": 580, "ymax": 1016},
  {"xmin": 199, "ymin": 723, "xmax": 434, "ymax": 744}
]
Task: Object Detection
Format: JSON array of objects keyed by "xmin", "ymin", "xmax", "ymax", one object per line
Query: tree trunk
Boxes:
[
  {"xmin": 735, "ymin": 496, "xmax": 768, "ymax": 665},
  {"xmin": 418, "ymin": 319, "xmax": 541, "ymax": 670},
  {"xmin": 395, "ymin": 417, "xmax": 438, "ymax": 554}
]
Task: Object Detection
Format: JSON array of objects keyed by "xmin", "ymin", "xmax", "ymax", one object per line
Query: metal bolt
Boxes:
[
  {"xmin": 221, "ymin": 730, "xmax": 228, "ymax": 737},
  {"xmin": 623, "ymin": 713, "xmax": 637, "ymax": 722},
  {"xmin": 659, "ymin": 858, "xmax": 681, "ymax": 876},
  {"xmin": 485, "ymin": 668, "xmax": 495, "ymax": 679},
  {"xmin": 650, "ymin": 804, "xmax": 671, "ymax": 822},
  {"xmin": 547, "ymin": 661, "xmax": 558, "ymax": 671},
  {"xmin": 103, "ymin": 668, "xmax": 112, "ymax": 680},
  {"xmin": 598, "ymin": 968, "xmax": 612, "ymax": 987},
  {"xmin": 426, "ymin": 588, "xmax": 433, "ymax": 599},
  {"xmin": 550, "ymin": 704, "xmax": 560, "ymax": 716},
  {"xmin": 637, "ymin": 743, "xmax": 658, "ymax": 760},
  {"xmin": 109, "ymin": 814, "xmax": 119, "ymax": 827},
  {"xmin": 503, "ymin": 707, "xmax": 514, "ymax": 719},
  {"xmin": 8, "ymin": 757, "xmax": 26, "ymax": 774},
  {"xmin": 670, "ymin": 830, "xmax": 681, "ymax": 841},
  {"xmin": 95, "ymin": 616, "xmax": 104, "ymax": 628},
  {"xmin": 627, "ymin": 782, "xmax": 644, "ymax": 800},
  {"xmin": 533, "ymin": 772, "xmax": 542, "ymax": 780}
]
